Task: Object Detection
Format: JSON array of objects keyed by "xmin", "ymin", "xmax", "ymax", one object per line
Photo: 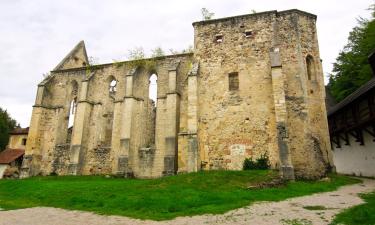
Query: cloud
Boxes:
[{"xmin": 0, "ymin": 0, "xmax": 373, "ymax": 126}]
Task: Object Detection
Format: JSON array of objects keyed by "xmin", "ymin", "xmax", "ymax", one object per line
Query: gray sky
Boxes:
[{"xmin": 0, "ymin": 0, "xmax": 373, "ymax": 127}]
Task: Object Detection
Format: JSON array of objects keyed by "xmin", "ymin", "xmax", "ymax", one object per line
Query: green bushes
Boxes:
[{"xmin": 243, "ymin": 153, "xmax": 270, "ymax": 170}]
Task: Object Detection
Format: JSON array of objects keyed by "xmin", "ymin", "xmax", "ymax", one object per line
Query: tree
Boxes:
[
  {"xmin": 328, "ymin": 5, "xmax": 375, "ymax": 102},
  {"xmin": 0, "ymin": 107, "xmax": 17, "ymax": 151},
  {"xmin": 151, "ymin": 47, "xmax": 165, "ymax": 58},
  {"xmin": 201, "ymin": 8, "xmax": 214, "ymax": 20},
  {"xmin": 127, "ymin": 47, "xmax": 145, "ymax": 60}
]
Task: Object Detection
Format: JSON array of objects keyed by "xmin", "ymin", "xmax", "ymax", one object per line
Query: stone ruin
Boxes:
[{"xmin": 21, "ymin": 9, "xmax": 334, "ymax": 180}]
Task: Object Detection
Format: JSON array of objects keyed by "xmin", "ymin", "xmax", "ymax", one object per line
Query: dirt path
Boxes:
[{"xmin": 1, "ymin": 178, "xmax": 374, "ymax": 225}]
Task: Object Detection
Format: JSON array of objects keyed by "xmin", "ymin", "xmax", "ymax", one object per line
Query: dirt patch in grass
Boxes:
[{"xmin": 302, "ymin": 205, "xmax": 327, "ymax": 210}]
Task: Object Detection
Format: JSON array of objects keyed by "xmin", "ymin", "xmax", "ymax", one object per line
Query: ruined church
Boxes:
[{"xmin": 21, "ymin": 9, "xmax": 334, "ymax": 180}]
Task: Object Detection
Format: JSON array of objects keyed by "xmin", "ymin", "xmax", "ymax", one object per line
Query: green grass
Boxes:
[
  {"xmin": 0, "ymin": 170, "xmax": 360, "ymax": 220},
  {"xmin": 331, "ymin": 191, "xmax": 375, "ymax": 225}
]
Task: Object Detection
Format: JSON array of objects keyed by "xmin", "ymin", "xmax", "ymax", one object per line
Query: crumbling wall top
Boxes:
[{"xmin": 192, "ymin": 9, "xmax": 317, "ymax": 27}]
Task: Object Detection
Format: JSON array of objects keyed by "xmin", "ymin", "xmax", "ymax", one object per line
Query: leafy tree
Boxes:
[
  {"xmin": 201, "ymin": 8, "xmax": 214, "ymax": 20},
  {"xmin": 328, "ymin": 5, "xmax": 375, "ymax": 102},
  {"xmin": 151, "ymin": 47, "xmax": 165, "ymax": 58},
  {"xmin": 0, "ymin": 107, "xmax": 17, "ymax": 151},
  {"xmin": 127, "ymin": 47, "xmax": 145, "ymax": 60}
]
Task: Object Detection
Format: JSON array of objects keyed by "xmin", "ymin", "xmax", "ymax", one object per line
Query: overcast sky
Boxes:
[{"xmin": 0, "ymin": 0, "xmax": 373, "ymax": 127}]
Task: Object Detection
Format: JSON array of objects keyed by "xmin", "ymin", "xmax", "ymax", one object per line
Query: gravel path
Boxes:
[{"xmin": 1, "ymin": 178, "xmax": 374, "ymax": 225}]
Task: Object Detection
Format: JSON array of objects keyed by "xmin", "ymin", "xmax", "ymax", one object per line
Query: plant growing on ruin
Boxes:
[
  {"xmin": 151, "ymin": 47, "xmax": 165, "ymax": 58},
  {"xmin": 42, "ymin": 72, "xmax": 51, "ymax": 78},
  {"xmin": 88, "ymin": 56, "xmax": 99, "ymax": 65},
  {"xmin": 243, "ymin": 153, "xmax": 270, "ymax": 170},
  {"xmin": 181, "ymin": 45, "xmax": 194, "ymax": 53},
  {"xmin": 169, "ymin": 45, "xmax": 194, "ymax": 55},
  {"xmin": 112, "ymin": 47, "xmax": 158, "ymax": 71},
  {"xmin": 201, "ymin": 8, "xmax": 214, "ymax": 20},
  {"xmin": 127, "ymin": 47, "xmax": 146, "ymax": 60}
]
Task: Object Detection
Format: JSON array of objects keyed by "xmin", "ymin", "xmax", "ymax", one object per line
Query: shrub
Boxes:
[{"xmin": 243, "ymin": 153, "xmax": 270, "ymax": 170}]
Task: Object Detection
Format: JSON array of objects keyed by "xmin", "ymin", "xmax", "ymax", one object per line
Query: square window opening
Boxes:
[
  {"xmin": 215, "ymin": 34, "xmax": 223, "ymax": 43},
  {"xmin": 245, "ymin": 30, "xmax": 253, "ymax": 38},
  {"xmin": 229, "ymin": 72, "xmax": 239, "ymax": 91}
]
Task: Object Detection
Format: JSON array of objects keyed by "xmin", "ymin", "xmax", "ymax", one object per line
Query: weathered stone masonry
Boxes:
[{"xmin": 21, "ymin": 9, "xmax": 334, "ymax": 179}]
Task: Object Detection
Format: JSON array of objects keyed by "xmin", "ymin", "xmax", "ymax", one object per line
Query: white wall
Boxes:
[
  {"xmin": 0, "ymin": 165, "xmax": 8, "ymax": 179},
  {"xmin": 333, "ymin": 131, "xmax": 375, "ymax": 177}
]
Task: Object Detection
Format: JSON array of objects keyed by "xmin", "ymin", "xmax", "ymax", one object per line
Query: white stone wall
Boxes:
[
  {"xmin": 0, "ymin": 165, "xmax": 8, "ymax": 179},
  {"xmin": 333, "ymin": 131, "xmax": 375, "ymax": 177}
]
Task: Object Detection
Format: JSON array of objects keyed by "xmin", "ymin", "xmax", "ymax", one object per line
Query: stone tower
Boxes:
[{"xmin": 21, "ymin": 9, "xmax": 333, "ymax": 180}]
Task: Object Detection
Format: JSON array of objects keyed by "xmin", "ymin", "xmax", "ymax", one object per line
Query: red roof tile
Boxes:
[{"xmin": 0, "ymin": 149, "xmax": 25, "ymax": 164}]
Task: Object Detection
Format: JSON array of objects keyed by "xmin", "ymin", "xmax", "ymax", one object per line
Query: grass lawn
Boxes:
[
  {"xmin": 0, "ymin": 170, "xmax": 360, "ymax": 220},
  {"xmin": 331, "ymin": 191, "xmax": 375, "ymax": 225}
]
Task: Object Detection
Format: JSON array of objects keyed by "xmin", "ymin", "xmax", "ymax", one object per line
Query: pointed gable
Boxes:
[{"xmin": 53, "ymin": 40, "xmax": 89, "ymax": 71}]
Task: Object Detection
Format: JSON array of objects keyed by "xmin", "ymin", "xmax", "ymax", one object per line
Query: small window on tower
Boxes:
[
  {"xmin": 306, "ymin": 55, "xmax": 316, "ymax": 81},
  {"xmin": 215, "ymin": 34, "xmax": 223, "ymax": 43},
  {"xmin": 22, "ymin": 138, "xmax": 27, "ymax": 145},
  {"xmin": 229, "ymin": 72, "xmax": 239, "ymax": 91},
  {"xmin": 244, "ymin": 30, "xmax": 253, "ymax": 38}
]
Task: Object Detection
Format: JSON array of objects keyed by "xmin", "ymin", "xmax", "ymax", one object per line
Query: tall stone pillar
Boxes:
[
  {"xmin": 163, "ymin": 63, "xmax": 180, "ymax": 175},
  {"xmin": 187, "ymin": 62, "xmax": 199, "ymax": 172},
  {"xmin": 21, "ymin": 84, "xmax": 46, "ymax": 178},
  {"xmin": 110, "ymin": 98, "xmax": 123, "ymax": 174},
  {"xmin": 270, "ymin": 48, "xmax": 295, "ymax": 180},
  {"xmin": 69, "ymin": 79, "xmax": 90, "ymax": 175},
  {"xmin": 115, "ymin": 68, "xmax": 137, "ymax": 177}
]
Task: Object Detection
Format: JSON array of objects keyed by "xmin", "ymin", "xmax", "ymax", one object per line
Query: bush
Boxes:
[{"xmin": 243, "ymin": 153, "xmax": 270, "ymax": 170}]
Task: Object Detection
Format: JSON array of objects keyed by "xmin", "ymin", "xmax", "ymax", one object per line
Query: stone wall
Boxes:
[
  {"xmin": 193, "ymin": 11, "xmax": 278, "ymax": 172},
  {"xmin": 22, "ymin": 9, "xmax": 332, "ymax": 180},
  {"xmin": 192, "ymin": 9, "xmax": 333, "ymax": 179},
  {"xmin": 8, "ymin": 134, "xmax": 28, "ymax": 150}
]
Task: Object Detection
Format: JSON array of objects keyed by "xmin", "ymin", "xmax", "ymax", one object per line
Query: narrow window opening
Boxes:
[
  {"xmin": 109, "ymin": 79, "xmax": 117, "ymax": 93},
  {"xmin": 68, "ymin": 97, "xmax": 77, "ymax": 128},
  {"xmin": 22, "ymin": 138, "xmax": 27, "ymax": 145},
  {"xmin": 306, "ymin": 55, "xmax": 316, "ymax": 81},
  {"xmin": 149, "ymin": 74, "xmax": 158, "ymax": 106},
  {"xmin": 244, "ymin": 30, "xmax": 253, "ymax": 38},
  {"xmin": 67, "ymin": 81, "xmax": 78, "ymax": 143},
  {"xmin": 215, "ymin": 34, "xmax": 223, "ymax": 43},
  {"xmin": 229, "ymin": 72, "xmax": 239, "ymax": 91}
]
